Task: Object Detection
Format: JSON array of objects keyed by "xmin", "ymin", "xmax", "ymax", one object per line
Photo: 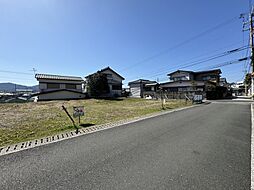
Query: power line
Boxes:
[
  {"xmin": 0, "ymin": 76, "xmax": 35, "ymax": 81},
  {"xmin": 131, "ymin": 41, "xmax": 245, "ymax": 80},
  {"xmin": 0, "ymin": 70, "xmax": 34, "ymax": 75},
  {"xmin": 29, "ymin": 68, "xmax": 37, "ymax": 75},
  {"xmin": 197, "ymin": 57, "xmax": 250, "ymax": 71},
  {"xmin": 120, "ymin": 16, "xmax": 238, "ymax": 72},
  {"xmin": 241, "ymin": 34, "xmax": 250, "ymax": 82},
  {"xmin": 176, "ymin": 46, "xmax": 248, "ymax": 70},
  {"xmin": 158, "ymin": 58, "xmax": 249, "ymax": 83},
  {"xmin": 128, "ymin": 45, "xmax": 249, "ymax": 81}
]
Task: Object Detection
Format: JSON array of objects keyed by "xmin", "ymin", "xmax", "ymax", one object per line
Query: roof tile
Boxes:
[{"xmin": 35, "ymin": 74, "xmax": 83, "ymax": 81}]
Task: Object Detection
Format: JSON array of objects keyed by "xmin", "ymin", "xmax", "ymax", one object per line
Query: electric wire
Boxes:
[
  {"xmin": 128, "ymin": 45, "xmax": 249, "ymax": 81},
  {"xmin": 120, "ymin": 16, "xmax": 238, "ymax": 72}
]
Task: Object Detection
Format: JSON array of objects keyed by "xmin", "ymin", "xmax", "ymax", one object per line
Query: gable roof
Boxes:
[
  {"xmin": 194, "ymin": 69, "xmax": 221, "ymax": 75},
  {"xmin": 99, "ymin": 67, "xmax": 125, "ymax": 80},
  {"xmin": 35, "ymin": 74, "xmax": 84, "ymax": 81},
  {"xmin": 167, "ymin": 69, "xmax": 221, "ymax": 76},
  {"xmin": 128, "ymin": 79, "xmax": 157, "ymax": 85},
  {"xmin": 85, "ymin": 67, "xmax": 125, "ymax": 80},
  {"xmin": 167, "ymin": 70, "xmax": 194, "ymax": 76}
]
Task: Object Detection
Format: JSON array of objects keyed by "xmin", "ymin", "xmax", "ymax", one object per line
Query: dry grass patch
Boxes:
[{"xmin": 0, "ymin": 98, "xmax": 191, "ymax": 147}]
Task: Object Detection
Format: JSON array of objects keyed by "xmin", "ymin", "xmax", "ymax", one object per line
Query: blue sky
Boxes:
[{"xmin": 0, "ymin": 0, "xmax": 251, "ymax": 86}]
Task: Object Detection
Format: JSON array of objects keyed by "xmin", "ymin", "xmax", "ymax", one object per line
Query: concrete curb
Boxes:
[{"xmin": 0, "ymin": 103, "xmax": 205, "ymax": 157}]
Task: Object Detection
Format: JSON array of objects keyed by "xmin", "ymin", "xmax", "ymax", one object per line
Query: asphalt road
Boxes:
[{"xmin": 0, "ymin": 101, "xmax": 251, "ymax": 190}]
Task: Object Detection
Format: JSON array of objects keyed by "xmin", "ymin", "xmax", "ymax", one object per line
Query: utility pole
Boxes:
[
  {"xmin": 245, "ymin": 80, "xmax": 248, "ymax": 96},
  {"xmin": 241, "ymin": 13, "xmax": 248, "ymax": 96},
  {"xmin": 250, "ymin": 7, "xmax": 254, "ymax": 99},
  {"xmin": 29, "ymin": 68, "xmax": 37, "ymax": 75},
  {"xmin": 242, "ymin": 6, "xmax": 254, "ymax": 98}
]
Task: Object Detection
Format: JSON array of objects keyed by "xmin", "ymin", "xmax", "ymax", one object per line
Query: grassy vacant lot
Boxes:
[{"xmin": 0, "ymin": 98, "xmax": 191, "ymax": 147}]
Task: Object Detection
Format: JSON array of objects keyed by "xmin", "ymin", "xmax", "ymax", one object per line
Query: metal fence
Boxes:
[{"xmin": 143, "ymin": 91, "xmax": 205, "ymax": 100}]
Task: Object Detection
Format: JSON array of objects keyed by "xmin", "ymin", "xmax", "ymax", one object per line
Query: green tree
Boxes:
[
  {"xmin": 244, "ymin": 73, "xmax": 251, "ymax": 87},
  {"xmin": 87, "ymin": 73, "xmax": 109, "ymax": 97}
]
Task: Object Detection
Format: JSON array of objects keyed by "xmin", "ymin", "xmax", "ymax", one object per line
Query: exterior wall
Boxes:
[
  {"xmin": 111, "ymin": 89, "xmax": 122, "ymax": 96},
  {"xmin": 170, "ymin": 72, "xmax": 194, "ymax": 81},
  {"xmin": 38, "ymin": 79, "xmax": 83, "ymax": 93},
  {"xmin": 129, "ymin": 81, "xmax": 158, "ymax": 98},
  {"xmin": 129, "ymin": 83, "xmax": 143, "ymax": 98},
  {"xmin": 39, "ymin": 83, "xmax": 47, "ymax": 91},
  {"xmin": 189, "ymin": 73, "xmax": 195, "ymax": 80},
  {"xmin": 76, "ymin": 84, "xmax": 82, "ymax": 90},
  {"xmin": 161, "ymin": 81, "xmax": 208, "ymax": 94},
  {"xmin": 161, "ymin": 81, "xmax": 205, "ymax": 88},
  {"xmin": 38, "ymin": 79, "xmax": 82, "ymax": 84},
  {"xmin": 194, "ymin": 73, "xmax": 220, "ymax": 84},
  {"xmin": 38, "ymin": 91, "xmax": 86, "ymax": 101},
  {"xmin": 101, "ymin": 70, "xmax": 123, "ymax": 97},
  {"xmin": 130, "ymin": 87, "xmax": 142, "ymax": 98},
  {"xmin": 100, "ymin": 70, "xmax": 123, "ymax": 83},
  {"xmin": 60, "ymin": 84, "xmax": 65, "ymax": 89}
]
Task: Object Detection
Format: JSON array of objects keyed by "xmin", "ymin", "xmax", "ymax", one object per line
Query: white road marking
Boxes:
[{"xmin": 251, "ymin": 104, "xmax": 254, "ymax": 190}]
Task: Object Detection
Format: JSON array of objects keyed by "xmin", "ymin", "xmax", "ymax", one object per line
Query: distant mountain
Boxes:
[{"xmin": 0, "ymin": 83, "xmax": 39, "ymax": 92}]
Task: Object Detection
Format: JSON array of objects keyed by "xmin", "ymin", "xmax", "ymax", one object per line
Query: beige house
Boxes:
[
  {"xmin": 85, "ymin": 67, "xmax": 125, "ymax": 97},
  {"xmin": 35, "ymin": 74, "xmax": 86, "ymax": 101}
]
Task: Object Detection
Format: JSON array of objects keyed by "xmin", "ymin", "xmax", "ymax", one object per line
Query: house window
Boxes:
[
  {"xmin": 202, "ymin": 75, "xmax": 216, "ymax": 81},
  {"xmin": 178, "ymin": 87, "xmax": 187, "ymax": 92},
  {"xmin": 173, "ymin": 76, "xmax": 189, "ymax": 81},
  {"xmin": 202, "ymin": 76, "xmax": 211, "ymax": 81},
  {"xmin": 112, "ymin": 85, "xmax": 122, "ymax": 90},
  {"xmin": 106, "ymin": 74, "xmax": 113, "ymax": 80},
  {"xmin": 47, "ymin": 83, "xmax": 60, "ymax": 89},
  {"xmin": 65, "ymin": 84, "xmax": 77, "ymax": 89}
]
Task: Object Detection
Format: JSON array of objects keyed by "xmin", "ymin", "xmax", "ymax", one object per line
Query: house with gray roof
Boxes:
[
  {"xmin": 160, "ymin": 69, "xmax": 222, "ymax": 98},
  {"xmin": 35, "ymin": 74, "xmax": 86, "ymax": 101},
  {"xmin": 85, "ymin": 67, "xmax": 125, "ymax": 97}
]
